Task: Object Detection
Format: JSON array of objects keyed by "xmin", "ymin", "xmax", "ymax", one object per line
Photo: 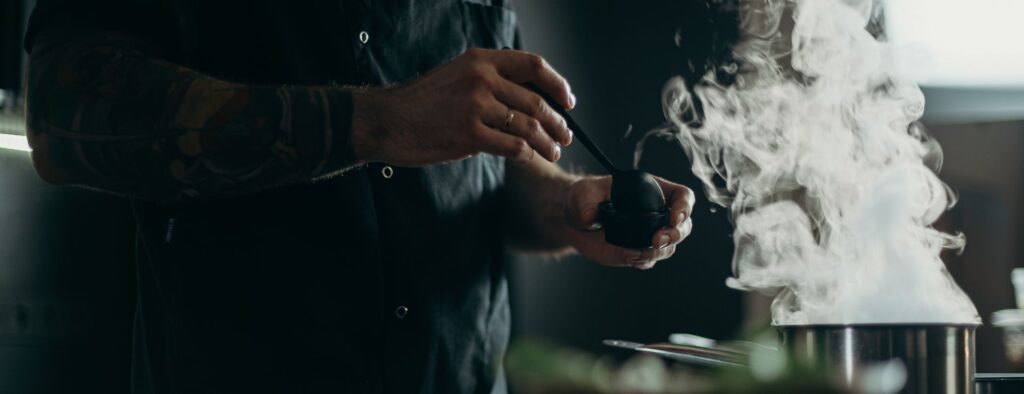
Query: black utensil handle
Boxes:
[
  {"xmin": 499, "ymin": 46, "xmax": 620, "ymax": 173},
  {"xmin": 522, "ymin": 83, "xmax": 620, "ymax": 174}
]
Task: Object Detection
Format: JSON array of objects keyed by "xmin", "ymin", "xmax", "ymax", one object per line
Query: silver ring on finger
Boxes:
[{"xmin": 501, "ymin": 107, "xmax": 515, "ymax": 131}]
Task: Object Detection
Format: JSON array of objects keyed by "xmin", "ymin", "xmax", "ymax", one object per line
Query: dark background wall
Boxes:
[
  {"xmin": 0, "ymin": 151, "xmax": 136, "ymax": 394},
  {"xmin": 1, "ymin": 0, "xmax": 25, "ymax": 91},
  {"xmin": 928, "ymin": 120, "xmax": 1024, "ymax": 372},
  {"xmin": 2, "ymin": 1, "xmax": 136, "ymax": 393},
  {"xmin": 507, "ymin": 0, "xmax": 744, "ymax": 353}
]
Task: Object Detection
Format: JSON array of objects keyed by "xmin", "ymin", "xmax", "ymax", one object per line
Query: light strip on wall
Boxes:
[{"xmin": 0, "ymin": 134, "xmax": 31, "ymax": 152}]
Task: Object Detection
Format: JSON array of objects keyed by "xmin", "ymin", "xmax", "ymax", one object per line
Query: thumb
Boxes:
[
  {"xmin": 566, "ymin": 178, "xmax": 607, "ymax": 230},
  {"xmin": 573, "ymin": 204, "xmax": 602, "ymax": 230}
]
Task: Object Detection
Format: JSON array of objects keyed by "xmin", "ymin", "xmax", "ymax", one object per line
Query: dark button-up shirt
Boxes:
[{"xmin": 25, "ymin": 1, "xmax": 519, "ymax": 392}]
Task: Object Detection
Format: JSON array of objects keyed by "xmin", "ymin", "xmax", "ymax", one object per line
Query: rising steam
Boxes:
[{"xmin": 657, "ymin": 0, "xmax": 980, "ymax": 325}]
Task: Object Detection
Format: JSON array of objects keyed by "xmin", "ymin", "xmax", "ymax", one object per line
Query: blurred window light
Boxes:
[
  {"xmin": 886, "ymin": 0, "xmax": 1024, "ymax": 88},
  {"xmin": 0, "ymin": 133, "xmax": 30, "ymax": 152},
  {"xmin": 0, "ymin": 88, "xmax": 28, "ymax": 151}
]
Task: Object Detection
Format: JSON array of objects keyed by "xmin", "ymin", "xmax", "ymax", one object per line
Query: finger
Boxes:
[
  {"xmin": 650, "ymin": 244, "xmax": 677, "ymax": 263},
  {"xmin": 636, "ymin": 261, "xmax": 658, "ymax": 270},
  {"xmin": 656, "ymin": 178, "xmax": 696, "ymax": 227},
  {"xmin": 572, "ymin": 230, "xmax": 649, "ymax": 267},
  {"xmin": 482, "ymin": 105, "xmax": 560, "ymax": 162},
  {"xmin": 474, "ymin": 123, "xmax": 533, "ymax": 163},
  {"xmin": 488, "ymin": 50, "xmax": 574, "ymax": 109},
  {"xmin": 573, "ymin": 205, "xmax": 601, "ymax": 231},
  {"xmin": 493, "ymin": 79, "xmax": 572, "ymax": 146},
  {"xmin": 636, "ymin": 245, "xmax": 676, "ymax": 270},
  {"xmin": 634, "ymin": 243, "xmax": 674, "ymax": 266},
  {"xmin": 652, "ymin": 217, "xmax": 694, "ymax": 249},
  {"xmin": 567, "ymin": 177, "xmax": 611, "ymax": 230},
  {"xmin": 635, "ymin": 245, "xmax": 676, "ymax": 270},
  {"xmin": 624, "ymin": 247, "xmax": 656, "ymax": 265}
]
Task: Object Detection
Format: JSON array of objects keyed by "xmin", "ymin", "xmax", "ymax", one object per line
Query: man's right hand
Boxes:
[{"xmin": 350, "ymin": 48, "xmax": 576, "ymax": 166}]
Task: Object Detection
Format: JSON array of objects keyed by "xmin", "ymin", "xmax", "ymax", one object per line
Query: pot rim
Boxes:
[{"xmin": 773, "ymin": 322, "xmax": 981, "ymax": 329}]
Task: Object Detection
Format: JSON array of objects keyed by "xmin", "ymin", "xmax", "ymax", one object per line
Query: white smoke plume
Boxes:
[{"xmin": 657, "ymin": 0, "xmax": 980, "ymax": 325}]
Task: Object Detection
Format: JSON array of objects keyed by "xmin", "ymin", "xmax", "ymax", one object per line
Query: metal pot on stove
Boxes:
[
  {"xmin": 779, "ymin": 324, "xmax": 978, "ymax": 394},
  {"xmin": 608, "ymin": 323, "xmax": 1015, "ymax": 393}
]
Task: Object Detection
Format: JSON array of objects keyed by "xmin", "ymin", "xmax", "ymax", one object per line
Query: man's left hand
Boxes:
[{"xmin": 562, "ymin": 176, "xmax": 695, "ymax": 270}]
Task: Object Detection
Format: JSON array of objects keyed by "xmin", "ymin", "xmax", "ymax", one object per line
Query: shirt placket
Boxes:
[
  {"xmin": 354, "ymin": 3, "xmax": 418, "ymax": 392},
  {"xmin": 346, "ymin": 4, "xmax": 389, "ymax": 393}
]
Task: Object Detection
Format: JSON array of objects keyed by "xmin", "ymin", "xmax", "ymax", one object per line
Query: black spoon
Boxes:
[{"xmin": 525, "ymin": 84, "xmax": 669, "ymax": 248}]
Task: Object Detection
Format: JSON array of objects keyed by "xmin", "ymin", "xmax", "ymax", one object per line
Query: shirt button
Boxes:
[
  {"xmin": 358, "ymin": 31, "xmax": 369, "ymax": 44},
  {"xmin": 381, "ymin": 165, "xmax": 394, "ymax": 179},
  {"xmin": 394, "ymin": 305, "xmax": 408, "ymax": 319}
]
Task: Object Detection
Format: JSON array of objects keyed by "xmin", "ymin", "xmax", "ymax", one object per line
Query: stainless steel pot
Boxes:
[{"xmin": 779, "ymin": 324, "xmax": 979, "ymax": 394}]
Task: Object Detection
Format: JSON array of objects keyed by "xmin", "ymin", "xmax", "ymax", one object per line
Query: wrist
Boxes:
[
  {"xmin": 319, "ymin": 87, "xmax": 363, "ymax": 171},
  {"xmin": 350, "ymin": 87, "xmax": 388, "ymax": 164},
  {"xmin": 556, "ymin": 173, "xmax": 589, "ymax": 243}
]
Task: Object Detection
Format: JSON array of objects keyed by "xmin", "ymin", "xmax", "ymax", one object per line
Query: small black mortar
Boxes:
[{"xmin": 525, "ymin": 83, "xmax": 670, "ymax": 249}]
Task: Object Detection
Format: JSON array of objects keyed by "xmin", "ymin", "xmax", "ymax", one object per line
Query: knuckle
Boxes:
[
  {"xmin": 558, "ymin": 75, "xmax": 570, "ymax": 90},
  {"xmin": 463, "ymin": 47, "xmax": 485, "ymax": 61},
  {"xmin": 531, "ymin": 96, "xmax": 546, "ymax": 115},
  {"xmin": 466, "ymin": 69, "xmax": 491, "ymax": 90},
  {"xmin": 682, "ymin": 186, "xmax": 696, "ymax": 203},
  {"xmin": 527, "ymin": 54, "xmax": 547, "ymax": 72},
  {"xmin": 554, "ymin": 119, "xmax": 570, "ymax": 139},
  {"xmin": 658, "ymin": 247, "xmax": 675, "ymax": 261},
  {"xmin": 679, "ymin": 226, "xmax": 693, "ymax": 240},
  {"xmin": 510, "ymin": 139, "xmax": 530, "ymax": 157},
  {"xmin": 476, "ymin": 73, "xmax": 497, "ymax": 90},
  {"xmin": 526, "ymin": 118, "xmax": 543, "ymax": 135}
]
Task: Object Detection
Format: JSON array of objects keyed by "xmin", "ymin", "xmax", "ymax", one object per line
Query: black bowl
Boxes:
[{"xmin": 597, "ymin": 201, "xmax": 669, "ymax": 249}]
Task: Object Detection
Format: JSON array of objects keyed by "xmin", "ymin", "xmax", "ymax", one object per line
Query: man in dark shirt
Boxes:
[{"xmin": 23, "ymin": 0, "xmax": 695, "ymax": 392}]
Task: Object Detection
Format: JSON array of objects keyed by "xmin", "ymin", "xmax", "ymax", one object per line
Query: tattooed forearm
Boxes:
[{"xmin": 25, "ymin": 32, "xmax": 358, "ymax": 201}]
